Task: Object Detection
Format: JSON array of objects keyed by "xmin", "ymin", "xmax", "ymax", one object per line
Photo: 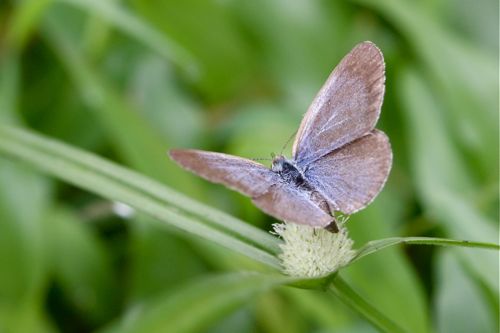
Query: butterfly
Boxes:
[{"xmin": 169, "ymin": 41, "xmax": 392, "ymax": 232}]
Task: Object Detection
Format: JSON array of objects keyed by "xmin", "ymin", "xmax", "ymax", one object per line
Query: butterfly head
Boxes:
[{"xmin": 271, "ymin": 155, "xmax": 287, "ymax": 172}]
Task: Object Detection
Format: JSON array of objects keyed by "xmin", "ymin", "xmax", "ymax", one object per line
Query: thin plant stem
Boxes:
[{"xmin": 329, "ymin": 275, "xmax": 407, "ymax": 333}]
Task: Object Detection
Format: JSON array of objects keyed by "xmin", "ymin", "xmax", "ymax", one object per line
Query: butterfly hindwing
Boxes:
[
  {"xmin": 304, "ymin": 130, "xmax": 392, "ymax": 214},
  {"xmin": 252, "ymin": 183, "xmax": 333, "ymax": 227}
]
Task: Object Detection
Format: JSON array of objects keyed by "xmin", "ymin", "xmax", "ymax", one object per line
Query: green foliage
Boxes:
[{"xmin": 0, "ymin": 0, "xmax": 498, "ymax": 332}]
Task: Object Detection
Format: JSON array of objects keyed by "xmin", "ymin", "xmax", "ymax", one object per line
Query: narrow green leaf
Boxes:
[
  {"xmin": 58, "ymin": 0, "xmax": 199, "ymax": 76},
  {"xmin": 0, "ymin": 52, "xmax": 20, "ymax": 124},
  {"xmin": 254, "ymin": 292, "xmax": 304, "ymax": 333},
  {"xmin": 329, "ymin": 276, "xmax": 406, "ymax": 333},
  {"xmin": 435, "ymin": 252, "xmax": 498, "ymax": 333},
  {"xmin": 353, "ymin": 0, "xmax": 498, "ymax": 175},
  {"xmin": 131, "ymin": 0, "xmax": 254, "ymax": 101},
  {"xmin": 41, "ymin": 10, "xmax": 222, "ymax": 302},
  {"xmin": 100, "ymin": 272, "xmax": 295, "ymax": 333},
  {"xmin": 398, "ymin": 67, "xmax": 499, "ymax": 293},
  {"xmin": 81, "ymin": 2, "xmax": 114, "ymax": 60},
  {"xmin": 338, "ymin": 197, "xmax": 431, "ymax": 333},
  {"xmin": 2, "ymin": 125, "xmax": 497, "ymax": 332},
  {"xmin": 283, "ymin": 288, "xmax": 353, "ymax": 329},
  {"xmin": 41, "ymin": 18, "xmax": 280, "ymax": 257},
  {"xmin": 0, "ymin": 159, "xmax": 53, "ymax": 333},
  {"xmin": 0, "ymin": 50, "xmax": 54, "ymax": 333},
  {"xmin": 50, "ymin": 207, "xmax": 119, "ymax": 323},
  {"xmin": 6, "ymin": 0, "xmax": 53, "ymax": 50},
  {"xmin": 126, "ymin": 215, "xmax": 208, "ymax": 303},
  {"xmin": 4, "ymin": 124, "xmax": 495, "ymax": 331},
  {"xmin": 42, "ymin": 17, "xmax": 200, "ymax": 195},
  {"xmin": 0, "ymin": 125, "xmax": 280, "ymax": 269},
  {"xmin": 353, "ymin": 237, "xmax": 499, "ymax": 263}
]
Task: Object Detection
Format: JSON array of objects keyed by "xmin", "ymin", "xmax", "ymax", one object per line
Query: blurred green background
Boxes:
[{"xmin": 0, "ymin": 0, "xmax": 498, "ymax": 332}]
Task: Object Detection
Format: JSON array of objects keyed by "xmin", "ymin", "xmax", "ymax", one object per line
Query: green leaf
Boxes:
[
  {"xmin": 42, "ymin": 9, "xmax": 217, "ymax": 304},
  {"xmin": 5, "ymin": 0, "xmax": 54, "ymax": 50},
  {"xmin": 434, "ymin": 251, "xmax": 498, "ymax": 333},
  {"xmin": 41, "ymin": 16, "xmax": 281, "ymax": 257},
  {"xmin": 99, "ymin": 272, "xmax": 295, "ymax": 333},
  {"xmin": 0, "ymin": 50, "xmax": 54, "ymax": 333},
  {"xmin": 130, "ymin": 0, "xmax": 254, "ymax": 101},
  {"xmin": 354, "ymin": 0, "xmax": 498, "ymax": 176},
  {"xmin": 50, "ymin": 207, "xmax": 119, "ymax": 324},
  {"xmin": 254, "ymin": 292, "xmax": 304, "ymax": 333},
  {"xmin": 228, "ymin": 0, "xmax": 354, "ymax": 109},
  {"xmin": 329, "ymin": 276, "xmax": 406, "ymax": 333},
  {"xmin": 354, "ymin": 237, "xmax": 499, "ymax": 263},
  {"xmin": 42, "ymin": 18, "xmax": 199, "ymax": 192},
  {"xmin": 0, "ymin": 158, "xmax": 54, "ymax": 333},
  {"xmin": 283, "ymin": 288, "xmax": 353, "ymax": 329},
  {"xmin": 59, "ymin": 0, "xmax": 199, "ymax": 76},
  {"xmin": 338, "ymin": 193, "xmax": 431, "ymax": 333},
  {"xmin": 126, "ymin": 215, "xmax": 208, "ymax": 303},
  {"xmin": 0, "ymin": 50, "xmax": 20, "ymax": 124},
  {"xmin": 1, "ymin": 124, "xmax": 497, "ymax": 332},
  {"xmin": 128, "ymin": 55, "xmax": 203, "ymax": 149},
  {"xmin": 398, "ymin": 67, "xmax": 499, "ymax": 294},
  {"xmin": 0, "ymin": 125, "xmax": 280, "ymax": 269}
]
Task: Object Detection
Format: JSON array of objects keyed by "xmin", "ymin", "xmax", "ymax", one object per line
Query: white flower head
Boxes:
[{"xmin": 272, "ymin": 221, "xmax": 355, "ymax": 278}]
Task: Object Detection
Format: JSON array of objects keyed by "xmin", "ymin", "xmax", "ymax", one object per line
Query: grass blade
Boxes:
[
  {"xmin": 58, "ymin": 0, "xmax": 199, "ymax": 77},
  {"xmin": 354, "ymin": 0, "xmax": 497, "ymax": 174},
  {"xmin": 41, "ymin": 19, "xmax": 280, "ymax": 257},
  {"xmin": 5, "ymin": 0, "xmax": 53, "ymax": 50},
  {"xmin": 0, "ymin": 50, "xmax": 55, "ymax": 333},
  {"xmin": 353, "ymin": 237, "xmax": 499, "ymax": 263},
  {"xmin": 435, "ymin": 252, "xmax": 498, "ymax": 333},
  {"xmin": 0, "ymin": 125, "xmax": 280, "ymax": 269},
  {"xmin": 329, "ymin": 276, "xmax": 406, "ymax": 333},
  {"xmin": 100, "ymin": 272, "xmax": 295, "ymax": 333},
  {"xmin": 3, "ymin": 125, "xmax": 496, "ymax": 331},
  {"xmin": 398, "ymin": 67, "xmax": 498, "ymax": 293}
]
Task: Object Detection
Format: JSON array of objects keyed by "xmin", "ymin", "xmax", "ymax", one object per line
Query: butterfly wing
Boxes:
[
  {"xmin": 252, "ymin": 183, "xmax": 333, "ymax": 227},
  {"xmin": 304, "ymin": 130, "xmax": 392, "ymax": 214},
  {"xmin": 293, "ymin": 41, "xmax": 385, "ymax": 165},
  {"xmin": 169, "ymin": 149, "xmax": 279, "ymax": 197}
]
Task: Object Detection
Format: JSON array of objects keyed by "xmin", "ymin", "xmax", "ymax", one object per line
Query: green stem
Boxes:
[{"xmin": 329, "ymin": 276, "xmax": 407, "ymax": 333}]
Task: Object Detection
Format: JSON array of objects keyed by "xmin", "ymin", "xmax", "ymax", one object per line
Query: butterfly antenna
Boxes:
[
  {"xmin": 251, "ymin": 157, "xmax": 272, "ymax": 162},
  {"xmin": 280, "ymin": 130, "xmax": 297, "ymax": 155}
]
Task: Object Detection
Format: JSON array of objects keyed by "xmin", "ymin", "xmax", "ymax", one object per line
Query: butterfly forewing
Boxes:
[
  {"xmin": 169, "ymin": 149, "xmax": 279, "ymax": 197},
  {"xmin": 293, "ymin": 41, "xmax": 385, "ymax": 165},
  {"xmin": 304, "ymin": 130, "xmax": 392, "ymax": 214}
]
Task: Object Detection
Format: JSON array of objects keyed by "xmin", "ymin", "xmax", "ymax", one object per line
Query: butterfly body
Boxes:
[
  {"xmin": 170, "ymin": 41, "xmax": 392, "ymax": 232},
  {"xmin": 271, "ymin": 156, "xmax": 310, "ymax": 190},
  {"xmin": 269, "ymin": 155, "xmax": 338, "ymax": 230}
]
